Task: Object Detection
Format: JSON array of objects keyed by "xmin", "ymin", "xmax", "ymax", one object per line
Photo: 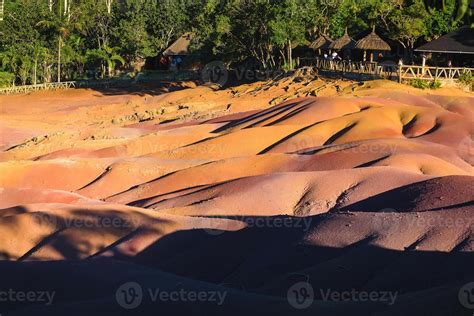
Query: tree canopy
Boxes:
[{"xmin": 0, "ymin": 0, "xmax": 470, "ymax": 86}]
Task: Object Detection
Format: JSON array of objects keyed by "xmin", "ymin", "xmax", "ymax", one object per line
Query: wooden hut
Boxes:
[
  {"xmin": 309, "ymin": 34, "xmax": 333, "ymax": 55},
  {"xmin": 328, "ymin": 28, "xmax": 355, "ymax": 59},
  {"xmin": 163, "ymin": 33, "xmax": 192, "ymax": 70},
  {"xmin": 355, "ymin": 26, "xmax": 391, "ymax": 62},
  {"xmin": 163, "ymin": 32, "xmax": 192, "ymax": 57}
]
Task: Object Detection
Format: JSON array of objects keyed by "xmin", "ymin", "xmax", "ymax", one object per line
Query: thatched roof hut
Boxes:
[
  {"xmin": 329, "ymin": 28, "xmax": 356, "ymax": 51},
  {"xmin": 355, "ymin": 26, "xmax": 391, "ymax": 51},
  {"xmin": 163, "ymin": 33, "xmax": 192, "ymax": 57},
  {"xmin": 310, "ymin": 34, "xmax": 333, "ymax": 51}
]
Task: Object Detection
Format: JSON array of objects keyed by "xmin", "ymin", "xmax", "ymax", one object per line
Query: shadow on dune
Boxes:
[
  {"xmin": 0, "ymin": 207, "xmax": 168, "ymax": 261},
  {"xmin": 341, "ymin": 176, "xmax": 474, "ymax": 213},
  {"xmin": 1, "ymin": 217, "xmax": 473, "ymax": 315},
  {"xmin": 78, "ymin": 80, "xmax": 192, "ymax": 97}
]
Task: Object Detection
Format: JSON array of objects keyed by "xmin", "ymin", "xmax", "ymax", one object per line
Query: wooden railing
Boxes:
[
  {"xmin": 300, "ymin": 57, "xmax": 398, "ymax": 79},
  {"xmin": 398, "ymin": 65, "xmax": 472, "ymax": 81},
  {"xmin": 0, "ymin": 78, "xmax": 133, "ymax": 95},
  {"xmin": 0, "ymin": 81, "xmax": 77, "ymax": 95},
  {"xmin": 300, "ymin": 57, "xmax": 473, "ymax": 82}
]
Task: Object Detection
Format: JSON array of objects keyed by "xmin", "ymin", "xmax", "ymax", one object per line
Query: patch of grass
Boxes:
[{"xmin": 0, "ymin": 72, "xmax": 15, "ymax": 88}]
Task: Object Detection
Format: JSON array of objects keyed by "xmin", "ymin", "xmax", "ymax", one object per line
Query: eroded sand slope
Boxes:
[{"xmin": 0, "ymin": 78, "xmax": 473, "ymax": 315}]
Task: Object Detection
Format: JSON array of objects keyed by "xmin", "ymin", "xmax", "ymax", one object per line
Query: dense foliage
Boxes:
[{"xmin": 0, "ymin": 0, "xmax": 470, "ymax": 86}]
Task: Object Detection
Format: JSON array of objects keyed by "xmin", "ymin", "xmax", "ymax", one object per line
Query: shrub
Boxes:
[
  {"xmin": 0, "ymin": 72, "xmax": 15, "ymax": 88},
  {"xmin": 429, "ymin": 80, "xmax": 442, "ymax": 90},
  {"xmin": 410, "ymin": 78, "xmax": 428, "ymax": 89},
  {"xmin": 458, "ymin": 71, "xmax": 473, "ymax": 90}
]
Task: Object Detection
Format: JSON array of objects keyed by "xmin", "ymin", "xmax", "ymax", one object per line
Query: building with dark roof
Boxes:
[
  {"xmin": 415, "ymin": 27, "xmax": 473, "ymax": 67},
  {"xmin": 415, "ymin": 27, "xmax": 474, "ymax": 55}
]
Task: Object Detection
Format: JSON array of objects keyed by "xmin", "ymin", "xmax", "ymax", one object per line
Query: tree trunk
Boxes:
[
  {"xmin": 287, "ymin": 39, "xmax": 293, "ymax": 70},
  {"xmin": 33, "ymin": 58, "xmax": 37, "ymax": 85},
  {"xmin": 64, "ymin": 0, "xmax": 71, "ymax": 20},
  {"xmin": 279, "ymin": 49, "xmax": 287, "ymax": 68},
  {"xmin": 57, "ymin": 36, "xmax": 61, "ymax": 83},
  {"xmin": 0, "ymin": 0, "xmax": 4, "ymax": 21},
  {"xmin": 106, "ymin": 0, "xmax": 113, "ymax": 14}
]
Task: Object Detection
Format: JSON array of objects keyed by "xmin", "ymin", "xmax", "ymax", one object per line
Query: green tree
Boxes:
[
  {"xmin": 270, "ymin": 0, "xmax": 307, "ymax": 70},
  {"xmin": 86, "ymin": 46, "xmax": 125, "ymax": 78}
]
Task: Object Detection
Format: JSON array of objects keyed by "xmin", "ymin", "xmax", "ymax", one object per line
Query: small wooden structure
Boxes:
[
  {"xmin": 163, "ymin": 33, "xmax": 192, "ymax": 57},
  {"xmin": 309, "ymin": 34, "xmax": 333, "ymax": 55},
  {"xmin": 328, "ymin": 28, "xmax": 356, "ymax": 58},
  {"xmin": 163, "ymin": 33, "xmax": 192, "ymax": 70},
  {"xmin": 355, "ymin": 26, "xmax": 391, "ymax": 62}
]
